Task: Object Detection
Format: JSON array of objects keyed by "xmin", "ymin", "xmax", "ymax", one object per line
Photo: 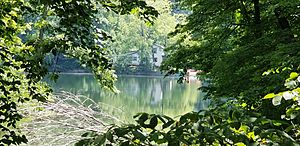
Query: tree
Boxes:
[
  {"xmin": 0, "ymin": 0, "xmax": 158, "ymax": 145},
  {"xmin": 161, "ymin": 0, "xmax": 300, "ymax": 115},
  {"xmin": 95, "ymin": 0, "xmax": 178, "ymax": 74}
]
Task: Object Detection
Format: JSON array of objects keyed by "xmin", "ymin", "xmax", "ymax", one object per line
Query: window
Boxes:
[
  {"xmin": 153, "ymin": 48, "xmax": 157, "ymax": 54},
  {"xmin": 133, "ymin": 56, "xmax": 138, "ymax": 61},
  {"xmin": 153, "ymin": 57, "xmax": 157, "ymax": 62}
]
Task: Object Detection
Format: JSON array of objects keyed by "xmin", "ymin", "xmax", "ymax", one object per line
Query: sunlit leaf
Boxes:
[
  {"xmin": 263, "ymin": 93, "xmax": 276, "ymax": 99},
  {"xmin": 282, "ymin": 92, "xmax": 293, "ymax": 100},
  {"xmin": 285, "ymin": 81, "xmax": 297, "ymax": 89},
  {"xmin": 235, "ymin": 142, "xmax": 246, "ymax": 146},
  {"xmin": 272, "ymin": 95, "xmax": 282, "ymax": 106},
  {"xmin": 289, "ymin": 72, "xmax": 298, "ymax": 79}
]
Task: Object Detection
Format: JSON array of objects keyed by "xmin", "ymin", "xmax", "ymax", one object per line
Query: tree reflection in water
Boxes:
[{"xmin": 49, "ymin": 74, "xmax": 208, "ymax": 122}]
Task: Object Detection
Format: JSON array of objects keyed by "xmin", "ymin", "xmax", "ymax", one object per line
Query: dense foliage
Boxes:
[
  {"xmin": 162, "ymin": 0, "xmax": 300, "ymax": 110},
  {"xmin": 0, "ymin": 1, "xmax": 50, "ymax": 144},
  {"xmin": 94, "ymin": 0, "xmax": 178, "ymax": 74},
  {"xmin": 44, "ymin": 0, "xmax": 178, "ymax": 74},
  {"xmin": 0, "ymin": 0, "xmax": 158, "ymax": 145},
  {"xmin": 75, "ymin": 0, "xmax": 300, "ymax": 145}
]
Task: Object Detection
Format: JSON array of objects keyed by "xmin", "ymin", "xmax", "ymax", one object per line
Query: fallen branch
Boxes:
[{"xmin": 19, "ymin": 91, "xmax": 123, "ymax": 146}]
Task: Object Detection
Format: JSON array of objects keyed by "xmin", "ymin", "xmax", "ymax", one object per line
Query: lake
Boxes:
[{"xmin": 49, "ymin": 74, "xmax": 210, "ymax": 123}]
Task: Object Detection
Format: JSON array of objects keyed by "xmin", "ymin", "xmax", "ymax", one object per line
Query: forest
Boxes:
[{"xmin": 0, "ymin": 0, "xmax": 299, "ymax": 145}]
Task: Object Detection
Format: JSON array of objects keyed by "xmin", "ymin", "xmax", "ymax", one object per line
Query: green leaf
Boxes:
[
  {"xmin": 157, "ymin": 115, "xmax": 166, "ymax": 123},
  {"xmin": 81, "ymin": 132, "xmax": 91, "ymax": 137},
  {"xmin": 130, "ymin": 8, "xmax": 140, "ymax": 15},
  {"xmin": 271, "ymin": 120, "xmax": 288, "ymax": 127},
  {"xmin": 289, "ymin": 72, "xmax": 298, "ymax": 79},
  {"xmin": 114, "ymin": 128, "xmax": 129, "ymax": 137},
  {"xmin": 175, "ymin": 127, "xmax": 184, "ymax": 136},
  {"xmin": 276, "ymin": 130, "xmax": 296, "ymax": 142},
  {"xmin": 223, "ymin": 127, "xmax": 232, "ymax": 137},
  {"xmin": 132, "ymin": 130, "xmax": 146, "ymax": 141},
  {"xmin": 229, "ymin": 110, "xmax": 234, "ymax": 120},
  {"xmin": 94, "ymin": 135, "xmax": 106, "ymax": 146},
  {"xmin": 106, "ymin": 132, "xmax": 114, "ymax": 143},
  {"xmin": 263, "ymin": 93, "xmax": 276, "ymax": 99},
  {"xmin": 150, "ymin": 132, "xmax": 159, "ymax": 141},
  {"xmin": 253, "ymin": 126, "xmax": 261, "ymax": 135},
  {"xmin": 232, "ymin": 122, "xmax": 241, "ymax": 130},
  {"xmin": 120, "ymin": 141, "xmax": 130, "ymax": 146},
  {"xmin": 235, "ymin": 142, "xmax": 246, "ymax": 146},
  {"xmin": 148, "ymin": 116, "xmax": 158, "ymax": 129},
  {"xmin": 75, "ymin": 139, "xmax": 90, "ymax": 146},
  {"xmin": 162, "ymin": 120, "xmax": 174, "ymax": 129},
  {"xmin": 137, "ymin": 113, "xmax": 149, "ymax": 124}
]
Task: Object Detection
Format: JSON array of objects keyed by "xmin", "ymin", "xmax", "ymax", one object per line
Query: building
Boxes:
[
  {"xmin": 120, "ymin": 44, "xmax": 165, "ymax": 68},
  {"xmin": 152, "ymin": 44, "xmax": 165, "ymax": 67},
  {"xmin": 129, "ymin": 51, "xmax": 140, "ymax": 66}
]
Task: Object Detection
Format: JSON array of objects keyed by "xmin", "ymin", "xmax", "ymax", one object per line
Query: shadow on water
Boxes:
[{"xmin": 48, "ymin": 74, "xmax": 210, "ymax": 122}]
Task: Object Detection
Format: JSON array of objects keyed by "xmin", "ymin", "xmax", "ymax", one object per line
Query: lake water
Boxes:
[{"xmin": 49, "ymin": 74, "xmax": 210, "ymax": 122}]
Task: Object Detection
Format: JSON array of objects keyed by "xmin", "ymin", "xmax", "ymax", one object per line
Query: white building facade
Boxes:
[
  {"xmin": 152, "ymin": 44, "xmax": 165, "ymax": 67},
  {"xmin": 120, "ymin": 44, "xmax": 165, "ymax": 68}
]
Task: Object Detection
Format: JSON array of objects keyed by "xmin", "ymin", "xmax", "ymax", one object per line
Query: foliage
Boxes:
[
  {"xmin": 0, "ymin": 0, "xmax": 50, "ymax": 145},
  {"xmin": 76, "ymin": 73, "xmax": 300, "ymax": 146},
  {"xmin": 0, "ymin": 0, "xmax": 158, "ymax": 145},
  {"xmin": 158, "ymin": 1, "xmax": 300, "ymax": 145},
  {"xmin": 161, "ymin": 0, "xmax": 300, "ymax": 112},
  {"xmin": 45, "ymin": 54, "xmax": 86, "ymax": 73},
  {"xmin": 263, "ymin": 72, "xmax": 300, "ymax": 131},
  {"xmin": 42, "ymin": 0, "xmax": 178, "ymax": 74},
  {"xmin": 96, "ymin": 0, "xmax": 178, "ymax": 74}
]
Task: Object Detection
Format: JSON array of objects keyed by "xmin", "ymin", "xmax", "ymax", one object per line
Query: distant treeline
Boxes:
[{"xmin": 46, "ymin": 55, "xmax": 161, "ymax": 75}]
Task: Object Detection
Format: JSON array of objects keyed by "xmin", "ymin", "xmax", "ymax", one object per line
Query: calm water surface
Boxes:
[{"xmin": 49, "ymin": 74, "xmax": 209, "ymax": 122}]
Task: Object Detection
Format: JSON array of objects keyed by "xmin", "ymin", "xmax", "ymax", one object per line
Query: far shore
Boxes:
[{"xmin": 55, "ymin": 72, "xmax": 181, "ymax": 78}]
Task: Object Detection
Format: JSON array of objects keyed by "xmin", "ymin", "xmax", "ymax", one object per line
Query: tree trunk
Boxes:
[
  {"xmin": 274, "ymin": 7, "xmax": 293, "ymax": 42},
  {"xmin": 253, "ymin": 0, "xmax": 262, "ymax": 37}
]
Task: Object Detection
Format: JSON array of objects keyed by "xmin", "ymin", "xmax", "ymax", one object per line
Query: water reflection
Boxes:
[{"xmin": 49, "ymin": 74, "xmax": 209, "ymax": 122}]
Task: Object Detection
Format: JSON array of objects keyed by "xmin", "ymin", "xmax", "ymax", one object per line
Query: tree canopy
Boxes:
[
  {"xmin": 162, "ymin": 0, "xmax": 300, "ymax": 112},
  {"xmin": 94, "ymin": 0, "xmax": 178, "ymax": 73},
  {"xmin": 0, "ymin": 0, "xmax": 158, "ymax": 145}
]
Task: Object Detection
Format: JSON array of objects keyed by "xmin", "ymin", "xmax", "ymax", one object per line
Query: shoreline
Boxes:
[{"xmin": 55, "ymin": 72, "xmax": 180, "ymax": 79}]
